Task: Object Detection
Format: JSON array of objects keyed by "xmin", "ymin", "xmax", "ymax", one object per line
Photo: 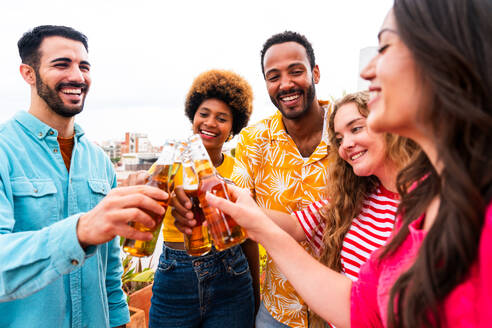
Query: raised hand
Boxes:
[
  {"xmin": 119, "ymin": 170, "xmax": 149, "ymax": 187},
  {"xmin": 205, "ymin": 185, "xmax": 274, "ymax": 243},
  {"xmin": 76, "ymin": 185, "xmax": 168, "ymax": 247},
  {"xmin": 171, "ymin": 186, "xmax": 196, "ymax": 235}
]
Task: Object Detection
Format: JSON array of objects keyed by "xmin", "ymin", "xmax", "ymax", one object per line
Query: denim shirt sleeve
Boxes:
[
  {"xmin": 105, "ymin": 177, "xmax": 130, "ymax": 326},
  {"xmin": 0, "ymin": 165, "xmax": 89, "ymax": 301}
]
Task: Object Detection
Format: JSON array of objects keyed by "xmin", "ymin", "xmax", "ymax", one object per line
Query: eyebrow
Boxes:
[
  {"xmin": 346, "ymin": 117, "xmax": 365, "ymax": 127},
  {"xmin": 377, "ymin": 28, "xmax": 398, "ymax": 41},
  {"xmin": 50, "ymin": 57, "xmax": 91, "ymax": 66}
]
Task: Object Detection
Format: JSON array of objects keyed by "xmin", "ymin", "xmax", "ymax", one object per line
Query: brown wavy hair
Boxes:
[
  {"xmin": 320, "ymin": 91, "xmax": 417, "ymax": 269},
  {"xmin": 309, "ymin": 91, "xmax": 418, "ymax": 327},
  {"xmin": 381, "ymin": 0, "xmax": 492, "ymax": 327}
]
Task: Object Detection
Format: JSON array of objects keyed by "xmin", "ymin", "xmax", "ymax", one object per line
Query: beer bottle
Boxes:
[
  {"xmin": 123, "ymin": 140, "xmax": 178, "ymax": 257},
  {"xmin": 188, "ymin": 134, "xmax": 247, "ymax": 251},
  {"xmin": 181, "ymin": 145, "xmax": 212, "ymax": 256}
]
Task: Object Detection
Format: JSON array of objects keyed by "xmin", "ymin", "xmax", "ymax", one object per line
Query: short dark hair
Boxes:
[
  {"xmin": 260, "ymin": 31, "xmax": 316, "ymax": 77},
  {"xmin": 185, "ymin": 70, "xmax": 253, "ymax": 136},
  {"xmin": 18, "ymin": 25, "xmax": 88, "ymax": 68}
]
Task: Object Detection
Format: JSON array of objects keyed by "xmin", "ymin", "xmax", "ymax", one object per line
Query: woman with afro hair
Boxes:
[{"xmin": 149, "ymin": 69, "xmax": 258, "ymax": 328}]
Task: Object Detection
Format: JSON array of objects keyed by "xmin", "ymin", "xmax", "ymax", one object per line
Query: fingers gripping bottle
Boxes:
[
  {"xmin": 181, "ymin": 145, "xmax": 212, "ymax": 256},
  {"xmin": 188, "ymin": 134, "xmax": 247, "ymax": 251},
  {"xmin": 123, "ymin": 140, "xmax": 178, "ymax": 257}
]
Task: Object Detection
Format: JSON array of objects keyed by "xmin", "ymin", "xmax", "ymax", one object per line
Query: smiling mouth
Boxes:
[
  {"xmin": 369, "ymin": 90, "xmax": 380, "ymax": 100},
  {"xmin": 200, "ymin": 129, "xmax": 218, "ymax": 138},
  {"xmin": 350, "ymin": 150, "xmax": 367, "ymax": 161},
  {"xmin": 57, "ymin": 82, "xmax": 87, "ymax": 96},
  {"xmin": 61, "ymin": 88, "xmax": 82, "ymax": 96},
  {"xmin": 278, "ymin": 89, "xmax": 303, "ymax": 106},
  {"xmin": 367, "ymin": 86, "xmax": 381, "ymax": 106},
  {"xmin": 280, "ymin": 94, "xmax": 300, "ymax": 102}
]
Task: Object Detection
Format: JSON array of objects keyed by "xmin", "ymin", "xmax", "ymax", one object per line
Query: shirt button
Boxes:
[
  {"xmin": 71, "ymin": 259, "xmax": 79, "ymax": 266},
  {"xmin": 49, "ymin": 131, "xmax": 54, "ymax": 135},
  {"xmin": 33, "ymin": 188, "xmax": 38, "ymax": 193},
  {"xmin": 53, "ymin": 148, "xmax": 58, "ymax": 153},
  {"xmin": 38, "ymin": 132, "xmax": 43, "ymax": 137}
]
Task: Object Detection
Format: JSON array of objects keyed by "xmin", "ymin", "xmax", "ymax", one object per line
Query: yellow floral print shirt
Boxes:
[{"xmin": 232, "ymin": 101, "xmax": 332, "ymax": 328}]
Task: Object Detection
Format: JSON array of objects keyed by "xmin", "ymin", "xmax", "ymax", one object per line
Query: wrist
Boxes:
[{"xmin": 76, "ymin": 214, "xmax": 90, "ymax": 249}]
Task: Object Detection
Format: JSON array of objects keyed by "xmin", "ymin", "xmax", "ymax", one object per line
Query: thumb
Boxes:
[{"xmin": 206, "ymin": 191, "xmax": 238, "ymax": 218}]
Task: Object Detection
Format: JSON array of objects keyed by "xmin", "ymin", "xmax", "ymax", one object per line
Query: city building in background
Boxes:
[{"xmin": 99, "ymin": 132, "xmax": 162, "ymax": 185}]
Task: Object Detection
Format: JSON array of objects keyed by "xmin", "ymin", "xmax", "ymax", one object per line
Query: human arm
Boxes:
[
  {"xmin": 105, "ymin": 175, "xmax": 130, "ymax": 327},
  {"xmin": 0, "ymin": 169, "xmax": 166, "ymax": 302},
  {"xmin": 76, "ymin": 184, "xmax": 168, "ymax": 247},
  {"xmin": 106, "ymin": 237, "xmax": 130, "ymax": 327},
  {"xmin": 0, "ymin": 160, "xmax": 92, "ymax": 301},
  {"xmin": 241, "ymin": 239, "xmax": 261, "ymax": 316},
  {"xmin": 205, "ymin": 186, "xmax": 352, "ymax": 328},
  {"xmin": 170, "ymin": 186, "xmax": 195, "ymax": 234},
  {"xmin": 262, "ymin": 209, "xmax": 306, "ymax": 241},
  {"xmin": 118, "ymin": 170, "xmax": 149, "ymax": 187},
  {"xmin": 172, "ymin": 131, "xmax": 258, "ymax": 234}
]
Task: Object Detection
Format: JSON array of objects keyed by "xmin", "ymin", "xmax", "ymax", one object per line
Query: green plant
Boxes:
[
  {"xmin": 120, "ymin": 239, "xmax": 155, "ymax": 300},
  {"xmin": 121, "ymin": 254, "xmax": 154, "ymax": 296}
]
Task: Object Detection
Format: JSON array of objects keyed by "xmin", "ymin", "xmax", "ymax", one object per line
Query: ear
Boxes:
[
  {"xmin": 19, "ymin": 64, "xmax": 36, "ymax": 86},
  {"xmin": 312, "ymin": 65, "xmax": 320, "ymax": 84}
]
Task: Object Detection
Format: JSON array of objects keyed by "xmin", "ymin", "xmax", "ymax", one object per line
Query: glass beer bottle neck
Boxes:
[
  {"xmin": 196, "ymin": 167, "xmax": 215, "ymax": 180},
  {"xmin": 194, "ymin": 159, "xmax": 215, "ymax": 179}
]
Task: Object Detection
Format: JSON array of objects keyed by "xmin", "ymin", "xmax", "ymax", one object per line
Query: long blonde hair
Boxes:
[{"xmin": 309, "ymin": 91, "xmax": 418, "ymax": 327}]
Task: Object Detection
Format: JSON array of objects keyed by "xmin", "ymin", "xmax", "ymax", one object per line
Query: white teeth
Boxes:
[
  {"xmin": 201, "ymin": 130, "xmax": 217, "ymax": 137},
  {"xmin": 351, "ymin": 151, "xmax": 366, "ymax": 160},
  {"xmin": 369, "ymin": 91, "xmax": 379, "ymax": 100},
  {"xmin": 62, "ymin": 89, "xmax": 82, "ymax": 95},
  {"xmin": 281, "ymin": 94, "xmax": 300, "ymax": 102}
]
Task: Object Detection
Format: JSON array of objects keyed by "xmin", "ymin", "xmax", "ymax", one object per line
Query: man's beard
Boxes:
[
  {"xmin": 270, "ymin": 78, "xmax": 316, "ymax": 120},
  {"xmin": 35, "ymin": 70, "xmax": 87, "ymax": 118}
]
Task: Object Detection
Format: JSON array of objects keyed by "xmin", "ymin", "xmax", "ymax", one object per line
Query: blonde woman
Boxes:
[{"xmin": 259, "ymin": 91, "xmax": 417, "ymax": 327}]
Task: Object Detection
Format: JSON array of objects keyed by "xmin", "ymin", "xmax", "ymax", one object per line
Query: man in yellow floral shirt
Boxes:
[{"xmin": 232, "ymin": 31, "xmax": 332, "ymax": 328}]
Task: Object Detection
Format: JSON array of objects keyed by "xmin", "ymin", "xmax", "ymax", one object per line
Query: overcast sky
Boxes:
[{"xmin": 0, "ymin": 0, "xmax": 393, "ymax": 145}]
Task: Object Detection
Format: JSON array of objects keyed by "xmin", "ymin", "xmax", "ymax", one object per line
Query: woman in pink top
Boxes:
[
  {"xmin": 206, "ymin": 0, "xmax": 492, "ymax": 327},
  {"xmin": 262, "ymin": 91, "xmax": 416, "ymax": 327}
]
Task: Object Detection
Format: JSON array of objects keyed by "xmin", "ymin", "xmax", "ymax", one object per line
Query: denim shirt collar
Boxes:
[{"xmin": 14, "ymin": 111, "xmax": 85, "ymax": 140}]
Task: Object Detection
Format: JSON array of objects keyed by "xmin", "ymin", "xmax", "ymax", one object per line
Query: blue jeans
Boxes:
[
  {"xmin": 149, "ymin": 245, "xmax": 254, "ymax": 328},
  {"xmin": 255, "ymin": 302, "xmax": 291, "ymax": 328}
]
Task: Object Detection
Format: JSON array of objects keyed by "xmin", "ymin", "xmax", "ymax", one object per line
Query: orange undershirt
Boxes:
[{"xmin": 57, "ymin": 136, "xmax": 74, "ymax": 171}]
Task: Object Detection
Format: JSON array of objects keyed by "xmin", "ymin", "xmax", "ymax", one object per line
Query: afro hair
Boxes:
[{"xmin": 185, "ymin": 69, "xmax": 253, "ymax": 136}]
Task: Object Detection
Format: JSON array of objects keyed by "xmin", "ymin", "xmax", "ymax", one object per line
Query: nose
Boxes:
[
  {"xmin": 340, "ymin": 135, "xmax": 355, "ymax": 151},
  {"xmin": 360, "ymin": 54, "xmax": 377, "ymax": 82},
  {"xmin": 203, "ymin": 116, "xmax": 217, "ymax": 128},
  {"xmin": 68, "ymin": 65, "xmax": 85, "ymax": 83},
  {"xmin": 279, "ymin": 73, "xmax": 294, "ymax": 91}
]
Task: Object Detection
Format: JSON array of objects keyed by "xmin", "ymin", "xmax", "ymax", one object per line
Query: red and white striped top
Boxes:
[{"xmin": 293, "ymin": 184, "xmax": 399, "ymax": 281}]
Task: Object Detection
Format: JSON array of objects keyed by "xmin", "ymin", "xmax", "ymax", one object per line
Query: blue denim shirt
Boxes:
[{"xmin": 0, "ymin": 111, "xmax": 129, "ymax": 328}]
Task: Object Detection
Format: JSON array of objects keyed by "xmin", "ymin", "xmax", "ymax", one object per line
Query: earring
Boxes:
[{"xmin": 227, "ymin": 133, "xmax": 233, "ymax": 142}]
